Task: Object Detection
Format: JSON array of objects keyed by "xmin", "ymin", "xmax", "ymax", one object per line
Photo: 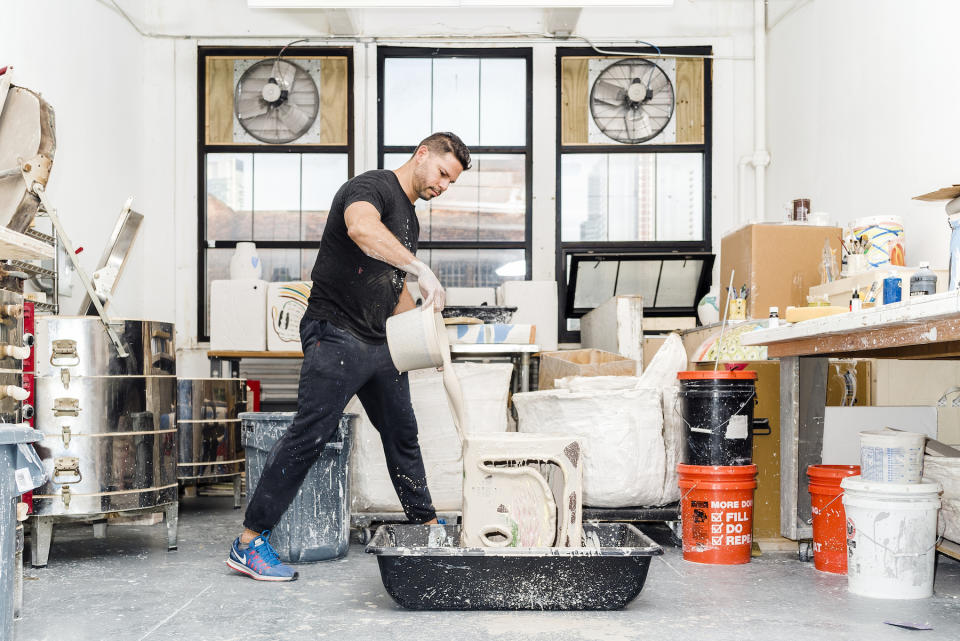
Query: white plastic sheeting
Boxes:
[
  {"xmin": 513, "ymin": 334, "xmax": 688, "ymax": 507},
  {"xmin": 923, "ymin": 455, "xmax": 960, "ymax": 542},
  {"xmin": 347, "ymin": 362, "xmax": 513, "ymax": 513}
]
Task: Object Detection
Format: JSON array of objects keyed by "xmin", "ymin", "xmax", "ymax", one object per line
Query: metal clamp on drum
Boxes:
[
  {"xmin": 53, "ymin": 457, "xmax": 82, "ymax": 485},
  {"xmin": 50, "ymin": 339, "xmax": 79, "ymax": 367},
  {"xmin": 52, "ymin": 397, "xmax": 80, "ymax": 417}
]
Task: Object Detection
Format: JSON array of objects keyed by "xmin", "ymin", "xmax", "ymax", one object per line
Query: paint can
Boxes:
[
  {"xmin": 677, "ymin": 464, "xmax": 757, "ymax": 564},
  {"xmin": 883, "ymin": 275, "xmax": 902, "ymax": 304},
  {"xmin": 841, "ymin": 476, "xmax": 941, "ymax": 599},
  {"xmin": 677, "ymin": 371, "xmax": 757, "ymax": 466},
  {"xmin": 859, "ymin": 430, "xmax": 926, "ymax": 483},
  {"xmin": 807, "ymin": 464, "xmax": 860, "ymax": 574}
]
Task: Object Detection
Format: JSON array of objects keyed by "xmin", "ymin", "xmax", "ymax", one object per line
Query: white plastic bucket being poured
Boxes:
[
  {"xmin": 385, "ymin": 304, "xmax": 447, "ymax": 372},
  {"xmin": 385, "ymin": 305, "xmax": 466, "ymax": 445},
  {"xmin": 859, "ymin": 429, "xmax": 926, "ymax": 483},
  {"xmin": 841, "ymin": 476, "xmax": 942, "ymax": 599}
]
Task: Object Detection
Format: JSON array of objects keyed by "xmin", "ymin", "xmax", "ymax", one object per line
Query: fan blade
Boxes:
[
  {"xmin": 277, "ymin": 102, "xmax": 311, "ymax": 134},
  {"xmin": 593, "ymin": 79, "xmax": 625, "ymax": 106},
  {"xmin": 237, "ymin": 95, "xmax": 269, "ymax": 120},
  {"xmin": 276, "ymin": 60, "xmax": 298, "ymax": 92},
  {"xmin": 240, "ymin": 111, "xmax": 275, "ymax": 134}
]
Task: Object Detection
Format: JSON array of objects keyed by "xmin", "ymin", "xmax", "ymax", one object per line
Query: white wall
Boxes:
[
  {"xmin": 766, "ymin": 0, "xmax": 960, "ymax": 270},
  {"xmin": 3, "ymin": 0, "xmax": 154, "ymax": 320},
  {"xmin": 8, "ymin": 0, "xmax": 758, "ymax": 375}
]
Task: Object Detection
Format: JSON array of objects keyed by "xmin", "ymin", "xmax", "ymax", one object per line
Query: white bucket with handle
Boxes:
[
  {"xmin": 841, "ymin": 476, "xmax": 942, "ymax": 599},
  {"xmin": 386, "ymin": 304, "xmax": 447, "ymax": 372},
  {"xmin": 386, "ymin": 305, "xmax": 467, "ymax": 444},
  {"xmin": 859, "ymin": 429, "xmax": 926, "ymax": 483}
]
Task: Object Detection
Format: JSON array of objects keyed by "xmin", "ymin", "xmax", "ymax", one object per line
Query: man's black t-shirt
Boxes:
[{"xmin": 304, "ymin": 170, "xmax": 418, "ymax": 343}]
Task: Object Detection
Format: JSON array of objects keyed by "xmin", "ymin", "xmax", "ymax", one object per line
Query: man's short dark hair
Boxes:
[{"xmin": 417, "ymin": 132, "xmax": 472, "ymax": 171}]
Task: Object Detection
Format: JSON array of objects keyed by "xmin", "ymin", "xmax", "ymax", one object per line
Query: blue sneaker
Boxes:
[{"xmin": 226, "ymin": 531, "xmax": 298, "ymax": 582}]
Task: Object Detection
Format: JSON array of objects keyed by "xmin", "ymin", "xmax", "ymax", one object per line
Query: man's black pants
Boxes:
[{"xmin": 243, "ymin": 317, "xmax": 437, "ymax": 532}]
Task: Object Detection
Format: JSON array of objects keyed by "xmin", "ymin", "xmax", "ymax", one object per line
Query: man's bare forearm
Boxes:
[{"xmin": 344, "ymin": 201, "xmax": 445, "ymax": 309}]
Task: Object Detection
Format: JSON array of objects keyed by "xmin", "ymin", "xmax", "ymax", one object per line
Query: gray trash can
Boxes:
[
  {"xmin": 241, "ymin": 412, "xmax": 354, "ymax": 563},
  {"xmin": 1, "ymin": 426, "xmax": 46, "ymax": 640}
]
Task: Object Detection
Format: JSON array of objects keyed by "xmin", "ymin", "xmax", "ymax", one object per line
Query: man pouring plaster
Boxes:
[{"xmin": 227, "ymin": 132, "xmax": 471, "ymax": 581}]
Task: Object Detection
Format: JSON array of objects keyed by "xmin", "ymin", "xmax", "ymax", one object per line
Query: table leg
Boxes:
[
  {"xmin": 779, "ymin": 355, "xmax": 828, "ymax": 540},
  {"xmin": 520, "ymin": 353, "xmax": 531, "ymax": 392}
]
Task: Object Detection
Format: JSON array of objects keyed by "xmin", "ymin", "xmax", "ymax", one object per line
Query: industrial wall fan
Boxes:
[
  {"xmin": 234, "ymin": 57, "xmax": 319, "ymax": 144},
  {"xmin": 589, "ymin": 58, "xmax": 675, "ymax": 144}
]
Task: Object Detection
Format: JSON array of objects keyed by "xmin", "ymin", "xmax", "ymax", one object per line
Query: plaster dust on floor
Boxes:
[{"xmin": 17, "ymin": 497, "xmax": 960, "ymax": 641}]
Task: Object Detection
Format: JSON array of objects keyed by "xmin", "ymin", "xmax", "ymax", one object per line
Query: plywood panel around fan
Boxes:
[
  {"xmin": 675, "ymin": 58, "xmax": 704, "ymax": 144},
  {"xmin": 204, "ymin": 55, "xmax": 348, "ymax": 146},
  {"xmin": 319, "ymin": 58, "xmax": 348, "ymax": 146},
  {"xmin": 560, "ymin": 55, "xmax": 704, "ymax": 146}
]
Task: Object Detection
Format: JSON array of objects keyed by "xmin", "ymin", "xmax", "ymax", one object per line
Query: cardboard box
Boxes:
[
  {"xmin": 579, "ymin": 295, "xmax": 643, "ymax": 374},
  {"xmin": 266, "ymin": 281, "xmax": 311, "ymax": 351},
  {"xmin": 537, "ymin": 348, "xmax": 637, "ymax": 390},
  {"xmin": 210, "ymin": 279, "xmax": 267, "ymax": 351},
  {"xmin": 720, "ymin": 224, "xmax": 842, "ymax": 319}
]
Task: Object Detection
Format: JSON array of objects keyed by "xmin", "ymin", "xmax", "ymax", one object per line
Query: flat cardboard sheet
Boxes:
[{"xmin": 913, "ymin": 185, "xmax": 960, "ymax": 201}]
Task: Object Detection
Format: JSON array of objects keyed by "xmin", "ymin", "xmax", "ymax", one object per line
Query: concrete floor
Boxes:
[{"xmin": 16, "ymin": 496, "xmax": 960, "ymax": 641}]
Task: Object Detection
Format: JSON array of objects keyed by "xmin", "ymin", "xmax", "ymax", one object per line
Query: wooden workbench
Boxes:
[{"xmin": 742, "ymin": 291, "xmax": 960, "ymax": 540}]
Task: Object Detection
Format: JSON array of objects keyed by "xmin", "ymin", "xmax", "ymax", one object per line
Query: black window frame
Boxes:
[
  {"xmin": 555, "ymin": 45, "xmax": 714, "ymax": 343},
  {"xmin": 197, "ymin": 45, "xmax": 355, "ymax": 342},
  {"xmin": 377, "ymin": 46, "xmax": 534, "ymax": 284}
]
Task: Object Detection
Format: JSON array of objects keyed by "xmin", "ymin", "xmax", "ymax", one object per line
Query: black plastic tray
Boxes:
[
  {"xmin": 441, "ymin": 305, "xmax": 517, "ymax": 323},
  {"xmin": 365, "ymin": 522, "xmax": 662, "ymax": 611}
]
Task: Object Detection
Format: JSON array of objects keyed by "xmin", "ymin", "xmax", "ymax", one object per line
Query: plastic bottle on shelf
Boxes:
[{"xmin": 910, "ymin": 262, "xmax": 937, "ymax": 297}]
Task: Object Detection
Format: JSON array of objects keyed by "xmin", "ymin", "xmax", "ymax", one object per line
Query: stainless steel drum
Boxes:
[
  {"xmin": 176, "ymin": 378, "xmax": 245, "ymax": 483},
  {"xmin": 31, "ymin": 317, "xmax": 177, "ymax": 515},
  {"xmin": 32, "ymin": 375, "xmax": 177, "ymax": 515},
  {"xmin": 34, "ymin": 316, "xmax": 175, "ymax": 377},
  {"xmin": 29, "ymin": 316, "xmax": 178, "ymax": 567}
]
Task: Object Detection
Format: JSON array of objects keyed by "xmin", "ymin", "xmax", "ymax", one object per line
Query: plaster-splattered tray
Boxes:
[{"xmin": 365, "ymin": 522, "xmax": 661, "ymax": 610}]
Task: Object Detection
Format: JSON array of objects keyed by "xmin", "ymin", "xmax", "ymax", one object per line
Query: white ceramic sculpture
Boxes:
[
  {"xmin": 461, "ymin": 433, "xmax": 583, "ymax": 548},
  {"xmin": 229, "ymin": 242, "xmax": 262, "ymax": 280},
  {"xmin": 697, "ymin": 287, "xmax": 720, "ymax": 325}
]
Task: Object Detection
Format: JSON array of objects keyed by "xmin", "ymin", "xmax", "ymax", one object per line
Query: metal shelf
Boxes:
[
  {"xmin": 21, "ymin": 228, "xmax": 55, "ymax": 246},
  {"xmin": 31, "ymin": 301, "xmax": 57, "ymax": 314},
  {"xmin": 2, "ymin": 259, "xmax": 55, "ymax": 279},
  {"xmin": 0, "ymin": 227, "xmax": 55, "ymax": 261}
]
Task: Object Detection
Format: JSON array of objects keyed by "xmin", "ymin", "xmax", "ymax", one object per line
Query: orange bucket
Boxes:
[
  {"xmin": 677, "ymin": 463, "xmax": 757, "ymax": 564},
  {"xmin": 807, "ymin": 464, "xmax": 860, "ymax": 574}
]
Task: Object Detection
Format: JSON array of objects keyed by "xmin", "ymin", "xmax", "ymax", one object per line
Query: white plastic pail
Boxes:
[
  {"xmin": 385, "ymin": 305, "xmax": 447, "ymax": 372},
  {"xmin": 859, "ymin": 430, "xmax": 926, "ymax": 483},
  {"xmin": 841, "ymin": 476, "xmax": 942, "ymax": 599}
]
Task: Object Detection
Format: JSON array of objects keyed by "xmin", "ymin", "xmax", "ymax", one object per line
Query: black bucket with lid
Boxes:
[{"xmin": 677, "ymin": 371, "xmax": 758, "ymax": 466}]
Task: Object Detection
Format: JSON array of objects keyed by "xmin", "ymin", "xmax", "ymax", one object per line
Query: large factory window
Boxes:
[
  {"xmin": 198, "ymin": 46, "xmax": 353, "ymax": 341},
  {"xmin": 378, "ymin": 47, "xmax": 532, "ymax": 290},
  {"xmin": 556, "ymin": 46, "xmax": 713, "ymax": 343}
]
